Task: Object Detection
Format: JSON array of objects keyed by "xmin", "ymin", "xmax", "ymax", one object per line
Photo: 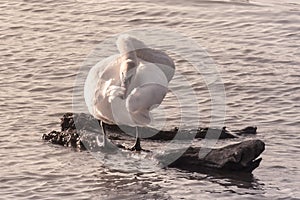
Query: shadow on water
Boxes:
[{"xmin": 174, "ymin": 167, "xmax": 263, "ymax": 190}]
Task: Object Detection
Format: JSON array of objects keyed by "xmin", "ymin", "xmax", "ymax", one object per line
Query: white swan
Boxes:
[{"xmin": 84, "ymin": 34, "xmax": 175, "ymax": 151}]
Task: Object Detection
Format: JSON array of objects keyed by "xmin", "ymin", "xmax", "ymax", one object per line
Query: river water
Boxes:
[{"xmin": 0, "ymin": 0, "xmax": 299, "ymax": 199}]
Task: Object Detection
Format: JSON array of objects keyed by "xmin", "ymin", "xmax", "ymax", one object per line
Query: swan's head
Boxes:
[{"xmin": 120, "ymin": 58, "xmax": 137, "ymax": 97}]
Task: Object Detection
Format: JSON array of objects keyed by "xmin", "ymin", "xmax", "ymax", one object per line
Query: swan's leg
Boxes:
[
  {"xmin": 98, "ymin": 120, "xmax": 109, "ymax": 147},
  {"xmin": 131, "ymin": 126, "xmax": 142, "ymax": 151}
]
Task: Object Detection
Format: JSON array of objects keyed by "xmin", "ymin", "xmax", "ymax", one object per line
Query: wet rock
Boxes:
[
  {"xmin": 161, "ymin": 139, "xmax": 265, "ymax": 173},
  {"xmin": 196, "ymin": 126, "xmax": 237, "ymax": 139},
  {"xmin": 233, "ymin": 126, "xmax": 257, "ymax": 135},
  {"xmin": 42, "ymin": 113, "xmax": 265, "ymax": 172},
  {"xmin": 43, "ymin": 113, "xmax": 239, "ymax": 148},
  {"xmin": 60, "ymin": 112, "xmax": 76, "ymax": 131},
  {"xmin": 42, "ymin": 123, "xmax": 85, "ymax": 150}
]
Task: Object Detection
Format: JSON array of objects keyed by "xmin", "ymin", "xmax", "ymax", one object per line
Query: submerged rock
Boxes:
[{"xmin": 42, "ymin": 113, "xmax": 265, "ymax": 173}]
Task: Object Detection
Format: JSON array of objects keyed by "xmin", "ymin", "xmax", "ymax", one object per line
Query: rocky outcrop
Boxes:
[{"xmin": 42, "ymin": 113, "xmax": 265, "ymax": 173}]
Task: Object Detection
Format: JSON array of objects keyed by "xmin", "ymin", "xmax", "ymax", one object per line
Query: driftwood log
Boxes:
[{"xmin": 43, "ymin": 113, "xmax": 265, "ymax": 173}]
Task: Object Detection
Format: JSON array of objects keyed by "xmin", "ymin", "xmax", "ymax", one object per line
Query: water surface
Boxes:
[{"xmin": 0, "ymin": 0, "xmax": 299, "ymax": 199}]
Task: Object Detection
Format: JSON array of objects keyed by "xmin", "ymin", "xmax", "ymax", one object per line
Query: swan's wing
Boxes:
[
  {"xmin": 84, "ymin": 55, "xmax": 120, "ymax": 123},
  {"xmin": 135, "ymin": 48, "xmax": 175, "ymax": 82},
  {"xmin": 136, "ymin": 48, "xmax": 175, "ymax": 69},
  {"xmin": 126, "ymin": 83, "xmax": 168, "ymax": 125}
]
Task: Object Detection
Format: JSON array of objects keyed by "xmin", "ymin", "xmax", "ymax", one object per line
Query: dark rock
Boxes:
[
  {"xmin": 196, "ymin": 126, "xmax": 237, "ymax": 139},
  {"xmin": 42, "ymin": 113, "xmax": 265, "ymax": 173},
  {"xmin": 43, "ymin": 113, "xmax": 256, "ymax": 147},
  {"xmin": 60, "ymin": 112, "xmax": 76, "ymax": 131},
  {"xmin": 233, "ymin": 126, "xmax": 257, "ymax": 135},
  {"xmin": 162, "ymin": 139, "xmax": 265, "ymax": 173},
  {"xmin": 44, "ymin": 113, "xmax": 238, "ymax": 144},
  {"xmin": 68, "ymin": 113, "xmax": 237, "ymax": 140},
  {"xmin": 42, "ymin": 128, "xmax": 85, "ymax": 150}
]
